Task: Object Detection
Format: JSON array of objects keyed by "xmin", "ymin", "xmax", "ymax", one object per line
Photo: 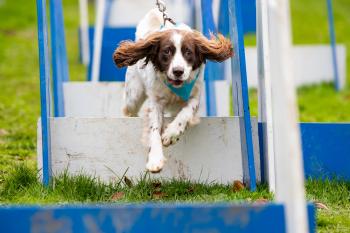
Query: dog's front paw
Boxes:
[
  {"xmin": 161, "ymin": 123, "xmax": 184, "ymax": 147},
  {"xmin": 146, "ymin": 152, "xmax": 166, "ymax": 173}
]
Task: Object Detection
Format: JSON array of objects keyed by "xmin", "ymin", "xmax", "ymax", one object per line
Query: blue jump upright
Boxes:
[
  {"xmin": 36, "ymin": 0, "xmax": 52, "ymax": 186},
  {"xmin": 50, "ymin": 0, "xmax": 69, "ymax": 117},
  {"xmin": 201, "ymin": 0, "xmax": 219, "ymax": 116},
  {"xmin": 227, "ymin": 0, "xmax": 256, "ymax": 190},
  {"xmin": 326, "ymin": 0, "xmax": 340, "ymax": 91}
]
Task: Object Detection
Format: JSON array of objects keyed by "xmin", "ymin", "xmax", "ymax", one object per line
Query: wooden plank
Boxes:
[
  {"xmin": 37, "ymin": 117, "xmax": 261, "ymax": 184},
  {"xmin": 244, "ymin": 45, "xmax": 347, "ymax": 88},
  {"xmin": 267, "ymin": 0, "xmax": 309, "ymax": 232},
  {"xmin": 63, "ymin": 81, "xmax": 229, "ymax": 117},
  {"xmin": 63, "ymin": 82, "xmax": 124, "ymax": 117},
  {"xmin": 36, "ymin": 0, "xmax": 52, "ymax": 186},
  {"xmin": 0, "ymin": 204, "xmax": 286, "ymax": 233},
  {"xmin": 256, "ymin": 0, "xmax": 276, "ymax": 191}
]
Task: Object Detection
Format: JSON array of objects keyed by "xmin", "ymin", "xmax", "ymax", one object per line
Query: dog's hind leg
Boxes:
[{"xmin": 122, "ymin": 66, "xmax": 146, "ymax": 117}]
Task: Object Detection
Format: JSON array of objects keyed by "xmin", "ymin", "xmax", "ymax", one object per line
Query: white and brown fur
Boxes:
[{"xmin": 113, "ymin": 9, "xmax": 233, "ymax": 173}]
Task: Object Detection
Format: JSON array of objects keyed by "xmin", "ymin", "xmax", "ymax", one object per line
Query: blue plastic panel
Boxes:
[
  {"xmin": 259, "ymin": 123, "xmax": 350, "ymax": 181},
  {"xmin": 300, "ymin": 123, "xmax": 350, "ymax": 180},
  {"xmin": 86, "ymin": 27, "xmax": 136, "ymax": 81},
  {"xmin": 0, "ymin": 204, "xmax": 287, "ymax": 233}
]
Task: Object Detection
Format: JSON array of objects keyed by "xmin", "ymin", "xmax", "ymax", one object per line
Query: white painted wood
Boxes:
[
  {"xmin": 292, "ymin": 45, "xmax": 346, "ymax": 89},
  {"xmin": 63, "ymin": 82, "xmax": 124, "ymax": 117},
  {"xmin": 63, "ymin": 81, "xmax": 229, "ymax": 117},
  {"xmin": 214, "ymin": 80, "xmax": 230, "ymax": 116},
  {"xmin": 244, "ymin": 45, "xmax": 347, "ymax": 88},
  {"xmin": 199, "ymin": 79, "xmax": 231, "ymax": 117},
  {"xmin": 91, "ymin": 0, "xmax": 106, "ymax": 82},
  {"xmin": 79, "ymin": 0, "xmax": 90, "ymax": 65},
  {"xmin": 267, "ymin": 0, "xmax": 308, "ymax": 233},
  {"xmin": 107, "ymin": 0, "xmax": 193, "ymax": 27},
  {"xmin": 256, "ymin": 0, "xmax": 276, "ymax": 192},
  {"xmin": 194, "ymin": 0, "xmax": 202, "ymax": 30},
  {"xmin": 37, "ymin": 117, "xmax": 261, "ymax": 184}
]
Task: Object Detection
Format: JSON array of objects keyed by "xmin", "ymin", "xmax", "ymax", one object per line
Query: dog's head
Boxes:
[{"xmin": 113, "ymin": 29, "xmax": 233, "ymax": 88}]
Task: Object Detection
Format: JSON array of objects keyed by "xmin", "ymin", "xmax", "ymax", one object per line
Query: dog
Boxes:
[{"xmin": 113, "ymin": 9, "xmax": 233, "ymax": 173}]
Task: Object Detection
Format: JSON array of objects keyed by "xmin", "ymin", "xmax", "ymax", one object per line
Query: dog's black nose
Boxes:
[{"xmin": 173, "ymin": 67, "xmax": 184, "ymax": 78}]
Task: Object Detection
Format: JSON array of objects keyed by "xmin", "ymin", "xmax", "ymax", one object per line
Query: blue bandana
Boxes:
[{"xmin": 164, "ymin": 71, "xmax": 200, "ymax": 101}]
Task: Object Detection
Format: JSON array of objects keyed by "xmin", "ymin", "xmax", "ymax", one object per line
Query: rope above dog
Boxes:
[{"xmin": 156, "ymin": 0, "xmax": 176, "ymax": 26}]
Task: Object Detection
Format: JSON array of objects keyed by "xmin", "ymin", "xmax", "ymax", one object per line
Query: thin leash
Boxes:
[{"xmin": 155, "ymin": 0, "xmax": 176, "ymax": 26}]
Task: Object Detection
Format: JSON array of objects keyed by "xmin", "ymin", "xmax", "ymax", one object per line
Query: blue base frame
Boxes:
[
  {"xmin": 300, "ymin": 123, "xmax": 350, "ymax": 180},
  {"xmin": 0, "ymin": 204, "xmax": 315, "ymax": 233},
  {"xmin": 259, "ymin": 123, "xmax": 350, "ymax": 181}
]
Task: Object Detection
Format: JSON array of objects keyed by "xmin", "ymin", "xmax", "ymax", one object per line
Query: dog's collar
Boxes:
[{"xmin": 164, "ymin": 71, "xmax": 200, "ymax": 101}]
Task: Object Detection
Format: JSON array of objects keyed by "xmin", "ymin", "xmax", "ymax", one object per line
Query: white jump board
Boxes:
[
  {"xmin": 63, "ymin": 82, "xmax": 124, "ymax": 117},
  {"xmin": 37, "ymin": 117, "xmax": 261, "ymax": 184},
  {"xmin": 64, "ymin": 81, "xmax": 230, "ymax": 117},
  {"xmin": 244, "ymin": 44, "xmax": 347, "ymax": 88}
]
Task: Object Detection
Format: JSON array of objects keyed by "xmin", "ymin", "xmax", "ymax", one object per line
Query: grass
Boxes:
[
  {"xmin": 0, "ymin": 164, "xmax": 273, "ymax": 204},
  {"xmin": 306, "ymin": 179, "xmax": 350, "ymax": 233},
  {"xmin": 0, "ymin": 0, "xmax": 350, "ymax": 232},
  {"xmin": 0, "ymin": 164, "xmax": 349, "ymax": 233}
]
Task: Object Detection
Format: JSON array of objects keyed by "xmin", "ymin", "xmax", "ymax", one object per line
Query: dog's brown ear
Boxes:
[
  {"xmin": 113, "ymin": 31, "xmax": 164, "ymax": 68},
  {"xmin": 193, "ymin": 32, "xmax": 233, "ymax": 64}
]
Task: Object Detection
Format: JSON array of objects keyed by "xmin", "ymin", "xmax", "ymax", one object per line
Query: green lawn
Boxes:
[{"xmin": 0, "ymin": 0, "xmax": 349, "ymax": 232}]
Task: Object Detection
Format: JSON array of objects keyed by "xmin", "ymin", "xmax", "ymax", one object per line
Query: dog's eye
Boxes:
[
  {"xmin": 163, "ymin": 48, "xmax": 171, "ymax": 55},
  {"xmin": 185, "ymin": 48, "xmax": 192, "ymax": 56}
]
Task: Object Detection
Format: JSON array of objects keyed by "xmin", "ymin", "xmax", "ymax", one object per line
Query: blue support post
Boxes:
[
  {"xmin": 228, "ymin": 0, "xmax": 256, "ymax": 190},
  {"xmin": 326, "ymin": 0, "xmax": 340, "ymax": 91},
  {"xmin": 36, "ymin": 0, "xmax": 52, "ymax": 186},
  {"xmin": 50, "ymin": 0, "xmax": 69, "ymax": 117},
  {"xmin": 201, "ymin": 0, "xmax": 218, "ymax": 116},
  {"xmin": 218, "ymin": 0, "xmax": 230, "ymax": 36}
]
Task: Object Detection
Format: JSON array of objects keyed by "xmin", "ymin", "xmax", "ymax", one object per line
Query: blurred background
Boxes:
[
  {"xmin": 0, "ymin": 0, "xmax": 349, "ymax": 170},
  {"xmin": 0, "ymin": 1, "xmax": 349, "ymax": 232}
]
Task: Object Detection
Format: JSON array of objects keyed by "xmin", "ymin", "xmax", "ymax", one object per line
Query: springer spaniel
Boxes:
[{"xmin": 113, "ymin": 9, "xmax": 233, "ymax": 173}]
